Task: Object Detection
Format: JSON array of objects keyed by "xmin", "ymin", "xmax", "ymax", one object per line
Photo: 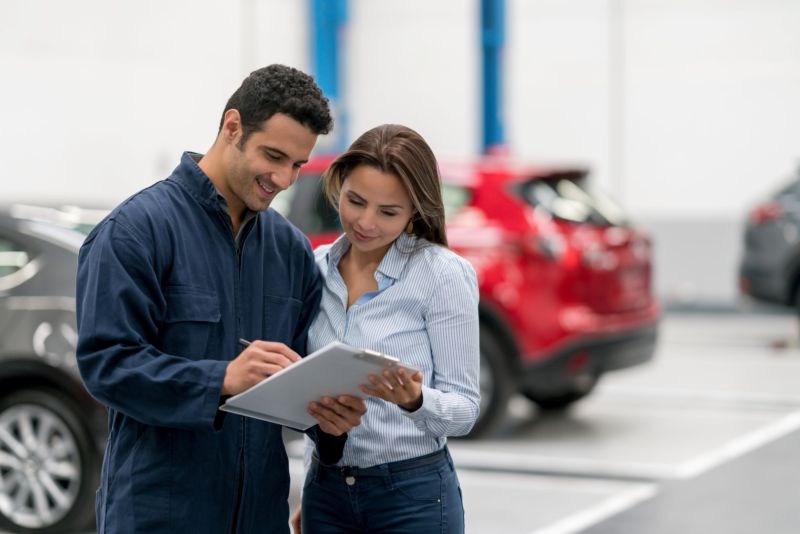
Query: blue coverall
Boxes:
[{"xmin": 76, "ymin": 152, "xmax": 334, "ymax": 533}]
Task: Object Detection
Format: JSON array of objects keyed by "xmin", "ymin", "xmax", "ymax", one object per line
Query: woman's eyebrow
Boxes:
[{"xmin": 347, "ymin": 191, "xmax": 404, "ymax": 209}]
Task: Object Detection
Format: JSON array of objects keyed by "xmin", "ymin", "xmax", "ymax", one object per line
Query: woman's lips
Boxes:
[{"xmin": 353, "ymin": 230, "xmax": 375, "ymax": 241}]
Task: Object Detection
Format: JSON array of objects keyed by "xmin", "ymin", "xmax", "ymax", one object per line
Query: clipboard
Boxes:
[{"xmin": 219, "ymin": 341, "xmax": 420, "ymax": 430}]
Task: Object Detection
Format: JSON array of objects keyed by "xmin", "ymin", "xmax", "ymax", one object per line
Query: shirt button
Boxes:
[{"xmin": 345, "ymin": 476, "xmax": 356, "ymax": 486}]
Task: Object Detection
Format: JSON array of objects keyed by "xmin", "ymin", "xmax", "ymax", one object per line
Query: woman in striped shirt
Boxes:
[{"xmin": 295, "ymin": 124, "xmax": 480, "ymax": 533}]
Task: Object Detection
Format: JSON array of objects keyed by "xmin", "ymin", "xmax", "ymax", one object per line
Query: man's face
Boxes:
[{"xmin": 222, "ymin": 113, "xmax": 318, "ymax": 214}]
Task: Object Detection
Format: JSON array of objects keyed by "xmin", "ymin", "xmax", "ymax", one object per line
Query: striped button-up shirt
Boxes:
[{"xmin": 306, "ymin": 232, "xmax": 480, "ymax": 468}]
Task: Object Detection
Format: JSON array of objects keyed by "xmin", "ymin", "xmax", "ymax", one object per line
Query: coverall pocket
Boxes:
[{"xmin": 160, "ymin": 286, "xmax": 221, "ymax": 358}]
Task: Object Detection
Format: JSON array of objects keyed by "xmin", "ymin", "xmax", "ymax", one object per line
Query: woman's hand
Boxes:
[
  {"xmin": 308, "ymin": 395, "xmax": 367, "ymax": 436},
  {"xmin": 361, "ymin": 367, "xmax": 423, "ymax": 411}
]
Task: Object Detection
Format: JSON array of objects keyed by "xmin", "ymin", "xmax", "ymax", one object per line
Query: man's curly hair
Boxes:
[{"xmin": 219, "ymin": 64, "xmax": 333, "ymax": 145}]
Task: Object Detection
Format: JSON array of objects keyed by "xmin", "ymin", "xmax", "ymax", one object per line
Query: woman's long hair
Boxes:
[{"xmin": 322, "ymin": 124, "xmax": 447, "ymax": 247}]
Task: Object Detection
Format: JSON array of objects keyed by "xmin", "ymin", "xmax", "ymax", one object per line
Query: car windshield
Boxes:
[
  {"xmin": 773, "ymin": 176, "xmax": 800, "ymax": 199},
  {"xmin": 517, "ymin": 173, "xmax": 628, "ymax": 226},
  {"xmin": 441, "ymin": 182, "xmax": 472, "ymax": 219}
]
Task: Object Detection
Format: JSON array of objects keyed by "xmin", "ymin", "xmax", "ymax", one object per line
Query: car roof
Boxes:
[
  {"xmin": 0, "ymin": 203, "xmax": 108, "ymax": 252},
  {"xmin": 303, "ymin": 155, "xmax": 588, "ymax": 188},
  {"xmin": 0, "ymin": 203, "xmax": 108, "ymax": 227}
]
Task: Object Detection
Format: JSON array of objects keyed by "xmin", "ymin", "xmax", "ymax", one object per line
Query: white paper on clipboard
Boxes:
[{"xmin": 219, "ymin": 341, "xmax": 420, "ymax": 430}]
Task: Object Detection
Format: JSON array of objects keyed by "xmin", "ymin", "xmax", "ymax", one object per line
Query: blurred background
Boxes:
[
  {"xmin": 3, "ymin": 0, "xmax": 800, "ymax": 308},
  {"xmin": 3, "ymin": 2, "xmax": 800, "ymax": 533}
]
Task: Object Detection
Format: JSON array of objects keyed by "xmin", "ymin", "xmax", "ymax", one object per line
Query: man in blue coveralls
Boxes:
[{"xmin": 76, "ymin": 64, "xmax": 366, "ymax": 533}]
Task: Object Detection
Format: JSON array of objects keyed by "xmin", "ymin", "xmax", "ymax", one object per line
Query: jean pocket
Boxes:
[{"xmin": 390, "ymin": 467, "xmax": 443, "ymax": 503}]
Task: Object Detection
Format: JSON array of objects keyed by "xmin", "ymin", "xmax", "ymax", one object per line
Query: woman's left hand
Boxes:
[{"xmin": 361, "ymin": 367, "xmax": 424, "ymax": 411}]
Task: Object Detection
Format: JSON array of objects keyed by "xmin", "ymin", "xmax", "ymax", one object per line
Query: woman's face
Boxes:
[{"xmin": 338, "ymin": 164, "xmax": 414, "ymax": 260}]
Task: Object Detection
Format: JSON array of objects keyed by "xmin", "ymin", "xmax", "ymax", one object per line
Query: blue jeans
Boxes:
[{"xmin": 301, "ymin": 448, "xmax": 464, "ymax": 533}]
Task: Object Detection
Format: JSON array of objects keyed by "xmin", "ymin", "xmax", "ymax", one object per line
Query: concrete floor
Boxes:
[{"xmin": 5, "ymin": 308, "xmax": 800, "ymax": 534}]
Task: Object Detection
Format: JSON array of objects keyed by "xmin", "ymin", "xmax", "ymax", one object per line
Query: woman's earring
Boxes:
[{"xmin": 406, "ymin": 220, "xmax": 414, "ymax": 234}]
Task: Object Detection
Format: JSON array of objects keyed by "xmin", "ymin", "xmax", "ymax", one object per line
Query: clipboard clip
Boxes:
[{"xmin": 355, "ymin": 348, "xmax": 399, "ymax": 366}]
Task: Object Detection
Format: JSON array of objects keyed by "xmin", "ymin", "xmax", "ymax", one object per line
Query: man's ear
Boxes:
[{"xmin": 221, "ymin": 109, "xmax": 243, "ymax": 144}]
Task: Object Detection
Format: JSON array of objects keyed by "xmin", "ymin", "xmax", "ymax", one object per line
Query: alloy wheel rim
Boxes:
[{"xmin": 0, "ymin": 403, "xmax": 81, "ymax": 528}]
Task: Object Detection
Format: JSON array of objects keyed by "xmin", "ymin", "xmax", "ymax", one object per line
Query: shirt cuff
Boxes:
[
  {"xmin": 400, "ymin": 385, "xmax": 438, "ymax": 421},
  {"xmin": 306, "ymin": 426, "xmax": 348, "ymax": 465},
  {"xmin": 206, "ymin": 360, "xmax": 231, "ymax": 432},
  {"xmin": 213, "ymin": 395, "xmax": 231, "ymax": 431}
]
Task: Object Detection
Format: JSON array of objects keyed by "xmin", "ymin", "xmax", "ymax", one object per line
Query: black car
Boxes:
[
  {"xmin": 739, "ymin": 169, "xmax": 800, "ymax": 311},
  {"xmin": 0, "ymin": 204, "xmax": 107, "ymax": 533}
]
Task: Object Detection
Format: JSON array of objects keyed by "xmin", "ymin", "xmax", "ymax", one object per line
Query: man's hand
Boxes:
[
  {"xmin": 308, "ymin": 395, "xmax": 367, "ymax": 436},
  {"xmin": 222, "ymin": 341, "xmax": 301, "ymax": 396}
]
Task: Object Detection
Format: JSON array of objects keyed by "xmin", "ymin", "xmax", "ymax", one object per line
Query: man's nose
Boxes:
[{"xmin": 272, "ymin": 167, "xmax": 298, "ymax": 190}]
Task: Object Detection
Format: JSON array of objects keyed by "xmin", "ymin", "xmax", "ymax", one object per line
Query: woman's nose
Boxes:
[{"xmin": 358, "ymin": 211, "xmax": 377, "ymax": 230}]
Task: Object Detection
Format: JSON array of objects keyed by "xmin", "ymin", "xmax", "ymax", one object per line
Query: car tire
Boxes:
[
  {"xmin": 468, "ymin": 325, "xmax": 512, "ymax": 437},
  {"xmin": 0, "ymin": 388, "xmax": 99, "ymax": 534},
  {"xmin": 523, "ymin": 372, "xmax": 599, "ymax": 411}
]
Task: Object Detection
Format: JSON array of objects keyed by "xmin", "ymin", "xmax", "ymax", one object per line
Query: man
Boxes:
[{"xmin": 76, "ymin": 64, "xmax": 366, "ymax": 533}]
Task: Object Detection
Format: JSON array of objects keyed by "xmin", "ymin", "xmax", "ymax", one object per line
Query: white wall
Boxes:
[
  {"xmin": 2, "ymin": 0, "xmax": 800, "ymax": 302},
  {"xmin": 507, "ymin": 0, "xmax": 800, "ymax": 218},
  {"xmin": 0, "ymin": 0, "xmax": 307, "ymax": 205},
  {"xmin": 621, "ymin": 0, "xmax": 800, "ymax": 218},
  {"xmin": 502, "ymin": 0, "xmax": 800, "ymax": 303},
  {"xmin": 347, "ymin": 0, "xmax": 479, "ymax": 157}
]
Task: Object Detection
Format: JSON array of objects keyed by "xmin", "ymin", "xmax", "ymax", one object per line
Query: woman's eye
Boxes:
[
  {"xmin": 382, "ymin": 211, "xmax": 398, "ymax": 217},
  {"xmin": 348, "ymin": 198, "xmax": 364, "ymax": 205}
]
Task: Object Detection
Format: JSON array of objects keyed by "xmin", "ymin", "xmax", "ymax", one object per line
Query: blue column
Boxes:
[
  {"xmin": 481, "ymin": 0, "xmax": 506, "ymax": 154},
  {"xmin": 310, "ymin": 0, "xmax": 348, "ymax": 152}
]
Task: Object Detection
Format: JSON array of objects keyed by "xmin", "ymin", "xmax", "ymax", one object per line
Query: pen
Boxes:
[{"xmin": 238, "ymin": 338, "xmax": 251, "ymax": 348}]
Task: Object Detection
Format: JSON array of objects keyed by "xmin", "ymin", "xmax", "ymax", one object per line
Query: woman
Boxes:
[{"xmin": 295, "ymin": 124, "xmax": 480, "ymax": 533}]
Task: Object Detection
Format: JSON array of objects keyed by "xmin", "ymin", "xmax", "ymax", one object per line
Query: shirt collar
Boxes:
[
  {"xmin": 170, "ymin": 152, "xmax": 258, "ymax": 229},
  {"xmin": 213, "ymin": 185, "xmax": 257, "ymax": 229},
  {"xmin": 326, "ymin": 232, "xmax": 417, "ymax": 282},
  {"xmin": 169, "ymin": 151, "xmax": 225, "ymax": 212}
]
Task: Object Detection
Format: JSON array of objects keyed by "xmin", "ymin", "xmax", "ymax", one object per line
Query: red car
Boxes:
[{"xmin": 275, "ymin": 156, "xmax": 660, "ymax": 436}]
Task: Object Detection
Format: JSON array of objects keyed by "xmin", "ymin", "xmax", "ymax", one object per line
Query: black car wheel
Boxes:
[
  {"xmin": 468, "ymin": 325, "xmax": 512, "ymax": 437},
  {"xmin": 0, "ymin": 388, "xmax": 98, "ymax": 533}
]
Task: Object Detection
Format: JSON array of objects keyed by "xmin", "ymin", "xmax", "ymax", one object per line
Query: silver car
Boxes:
[
  {"xmin": 739, "ymin": 171, "xmax": 800, "ymax": 311},
  {"xmin": 0, "ymin": 204, "xmax": 107, "ymax": 533}
]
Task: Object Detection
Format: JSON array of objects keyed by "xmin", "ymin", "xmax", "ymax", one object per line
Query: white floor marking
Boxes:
[
  {"xmin": 526, "ymin": 484, "xmax": 658, "ymax": 534},
  {"xmin": 674, "ymin": 410, "xmax": 800, "ymax": 478}
]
